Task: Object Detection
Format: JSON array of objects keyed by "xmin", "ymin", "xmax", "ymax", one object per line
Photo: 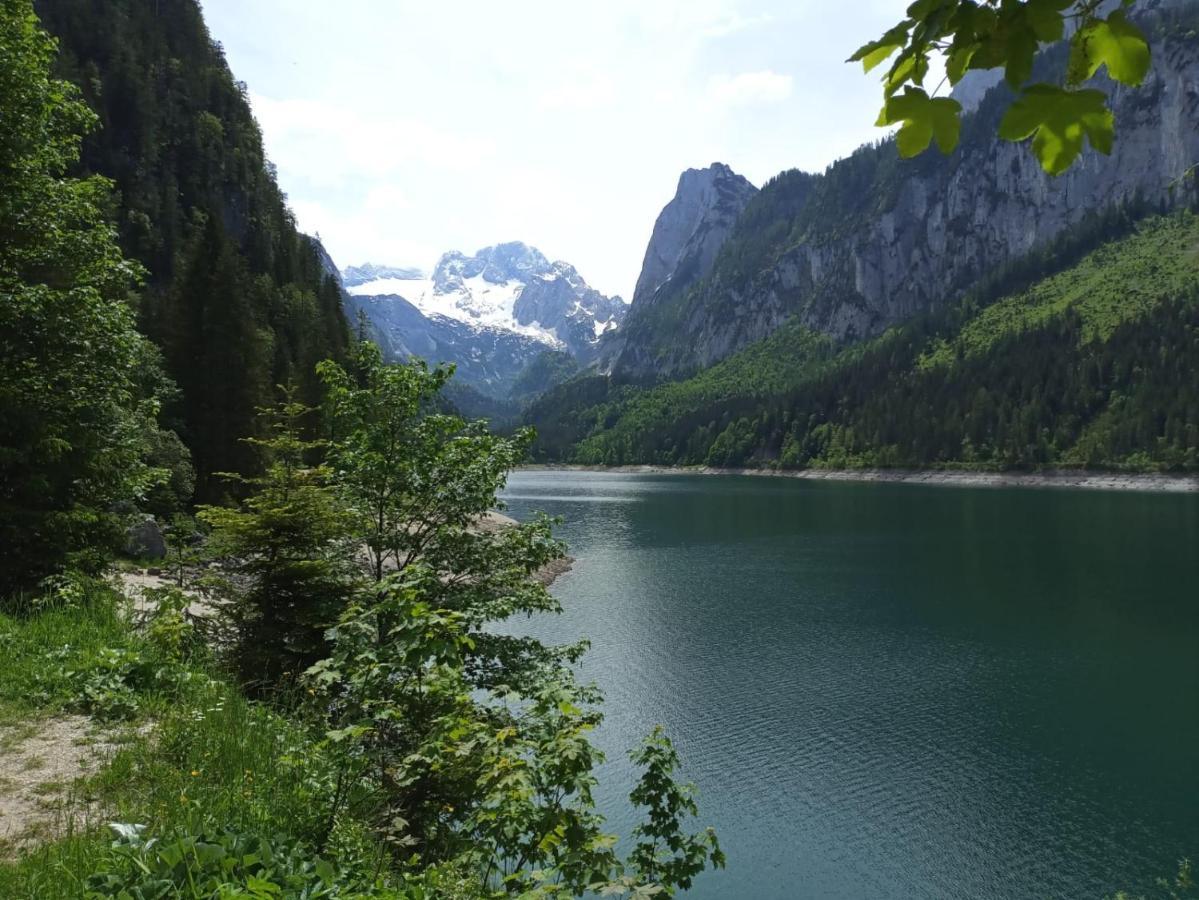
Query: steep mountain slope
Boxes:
[
  {"xmin": 345, "ymin": 242, "xmax": 626, "ymax": 396},
  {"xmin": 343, "ymin": 290, "xmax": 553, "ymax": 395},
  {"xmin": 602, "ymin": 162, "xmax": 757, "ymax": 372},
  {"xmin": 611, "ymin": 3, "xmax": 1199, "ymax": 381},
  {"xmin": 527, "ymin": 210, "xmax": 1199, "ymax": 470},
  {"xmin": 630, "ymin": 163, "xmax": 757, "ymax": 307},
  {"xmin": 37, "ymin": 0, "xmax": 350, "ymax": 499}
]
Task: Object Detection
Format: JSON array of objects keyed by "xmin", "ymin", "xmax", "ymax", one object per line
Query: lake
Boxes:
[{"xmin": 498, "ymin": 470, "xmax": 1199, "ymax": 899}]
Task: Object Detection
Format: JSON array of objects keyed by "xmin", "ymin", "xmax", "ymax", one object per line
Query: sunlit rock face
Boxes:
[{"xmin": 632, "ymin": 162, "xmax": 759, "ymax": 308}]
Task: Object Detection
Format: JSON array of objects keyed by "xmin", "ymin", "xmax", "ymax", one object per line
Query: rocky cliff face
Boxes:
[
  {"xmin": 613, "ymin": 9, "xmax": 1199, "ymax": 381},
  {"xmin": 343, "ymin": 291, "xmax": 552, "ymax": 393},
  {"xmin": 512, "ymin": 261, "xmax": 627, "ymax": 358},
  {"xmin": 631, "ymin": 163, "xmax": 758, "ymax": 306},
  {"xmin": 600, "ymin": 162, "xmax": 756, "ymax": 373}
]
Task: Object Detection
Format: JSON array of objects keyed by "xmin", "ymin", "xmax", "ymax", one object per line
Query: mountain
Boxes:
[
  {"xmin": 601, "ymin": 163, "xmax": 757, "ymax": 373},
  {"xmin": 36, "ymin": 0, "xmax": 350, "ymax": 501},
  {"xmin": 632, "ymin": 163, "xmax": 758, "ymax": 307},
  {"xmin": 344, "ymin": 242, "xmax": 626, "ymax": 397},
  {"xmin": 609, "ymin": 4, "xmax": 1199, "ymax": 382},
  {"xmin": 343, "ymin": 263, "xmax": 426, "ymax": 284},
  {"xmin": 526, "ymin": 210, "xmax": 1199, "ymax": 469}
]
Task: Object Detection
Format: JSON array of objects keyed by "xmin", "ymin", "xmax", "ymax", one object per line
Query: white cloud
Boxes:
[
  {"xmin": 538, "ymin": 74, "xmax": 618, "ymax": 111},
  {"xmin": 290, "ymin": 196, "xmax": 440, "ymax": 273},
  {"xmin": 708, "ymin": 70, "xmax": 794, "ymax": 106},
  {"xmin": 201, "ymin": 0, "xmax": 910, "ymax": 298},
  {"xmin": 249, "ymin": 92, "xmax": 494, "ymax": 187},
  {"xmin": 363, "ymin": 183, "xmax": 409, "ymax": 213},
  {"xmin": 701, "ymin": 12, "xmax": 773, "ymax": 39}
]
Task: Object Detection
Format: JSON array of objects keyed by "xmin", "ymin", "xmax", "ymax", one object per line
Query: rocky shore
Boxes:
[{"xmin": 519, "ymin": 465, "xmax": 1199, "ymax": 494}]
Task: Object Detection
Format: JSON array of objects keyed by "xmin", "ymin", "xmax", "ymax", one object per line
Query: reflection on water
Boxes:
[{"xmin": 498, "ymin": 471, "xmax": 1199, "ymax": 900}]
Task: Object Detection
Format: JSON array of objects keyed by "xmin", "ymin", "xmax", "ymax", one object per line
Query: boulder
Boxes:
[{"xmin": 125, "ymin": 516, "xmax": 166, "ymax": 560}]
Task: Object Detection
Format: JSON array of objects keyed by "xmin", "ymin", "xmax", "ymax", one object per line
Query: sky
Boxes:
[{"xmin": 199, "ymin": 0, "xmax": 918, "ymax": 299}]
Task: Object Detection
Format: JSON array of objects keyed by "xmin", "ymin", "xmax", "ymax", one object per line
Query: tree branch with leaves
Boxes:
[{"xmin": 853, "ymin": 0, "xmax": 1151, "ymax": 174}]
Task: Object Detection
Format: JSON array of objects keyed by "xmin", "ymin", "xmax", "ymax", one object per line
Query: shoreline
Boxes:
[{"xmin": 517, "ymin": 464, "xmax": 1199, "ymax": 494}]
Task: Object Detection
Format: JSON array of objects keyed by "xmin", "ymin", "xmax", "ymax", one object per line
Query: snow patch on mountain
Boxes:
[{"xmin": 346, "ymin": 241, "xmax": 627, "ymax": 357}]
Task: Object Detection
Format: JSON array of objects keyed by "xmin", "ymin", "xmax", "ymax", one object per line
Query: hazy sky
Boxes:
[{"xmin": 200, "ymin": 1, "xmax": 915, "ymax": 298}]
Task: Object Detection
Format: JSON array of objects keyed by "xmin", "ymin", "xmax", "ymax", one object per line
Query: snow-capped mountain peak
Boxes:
[{"xmin": 345, "ymin": 242, "xmax": 627, "ymax": 357}]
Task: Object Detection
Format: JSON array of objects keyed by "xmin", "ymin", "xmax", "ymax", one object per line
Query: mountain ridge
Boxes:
[
  {"xmin": 610, "ymin": 3, "xmax": 1199, "ymax": 382},
  {"xmin": 335, "ymin": 241, "xmax": 626, "ymax": 398}
]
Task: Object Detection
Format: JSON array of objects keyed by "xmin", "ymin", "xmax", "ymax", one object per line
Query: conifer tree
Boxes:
[
  {"xmin": 199, "ymin": 392, "xmax": 354, "ymax": 687},
  {"xmin": 0, "ymin": 0, "xmax": 158, "ymax": 594}
]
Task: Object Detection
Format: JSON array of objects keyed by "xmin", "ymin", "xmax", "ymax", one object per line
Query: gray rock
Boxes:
[
  {"xmin": 602, "ymin": 162, "xmax": 756, "ymax": 376},
  {"xmin": 125, "ymin": 516, "xmax": 166, "ymax": 560},
  {"xmin": 632, "ymin": 162, "xmax": 757, "ymax": 309}
]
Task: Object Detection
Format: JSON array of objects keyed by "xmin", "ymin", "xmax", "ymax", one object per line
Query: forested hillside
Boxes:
[
  {"xmin": 527, "ymin": 209, "xmax": 1199, "ymax": 471},
  {"xmin": 35, "ymin": 0, "xmax": 350, "ymax": 501}
]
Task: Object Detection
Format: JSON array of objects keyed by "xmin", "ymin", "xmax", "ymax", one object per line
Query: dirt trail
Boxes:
[
  {"xmin": 116, "ymin": 570, "xmax": 217, "ymax": 619},
  {"xmin": 0, "ymin": 716, "xmax": 116, "ymax": 858}
]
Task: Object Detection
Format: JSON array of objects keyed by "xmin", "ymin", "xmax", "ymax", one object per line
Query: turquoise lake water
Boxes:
[{"xmin": 499, "ymin": 470, "xmax": 1199, "ymax": 899}]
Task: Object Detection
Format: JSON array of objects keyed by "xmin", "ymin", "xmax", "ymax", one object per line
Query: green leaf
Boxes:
[
  {"xmin": 945, "ymin": 43, "xmax": 978, "ymax": 85},
  {"xmin": 847, "ymin": 23, "xmax": 911, "ymax": 72},
  {"xmin": 1003, "ymin": 27, "xmax": 1039, "ymax": 87},
  {"xmin": 1067, "ymin": 10, "xmax": 1151, "ymax": 86},
  {"xmin": 999, "ymin": 84, "xmax": 1114, "ymax": 175},
  {"xmin": 1025, "ymin": 0, "xmax": 1071, "ymax": 42},
  {"xmin": 314, "ymin": 858, "xmax": 336, "ymax": 885},
  {"xmin": 877, "ymin": 87, "xmax": 963, "ymax": 157}
]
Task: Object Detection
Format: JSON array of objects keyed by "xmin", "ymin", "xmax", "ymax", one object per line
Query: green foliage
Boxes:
[
  {"xmin": 876, "ymin": 87, "xmax": 963, "ymax": 157},
  {"xmin": 35, "ymin": 0, "xmax": 351, "ymax": 500},
  {"xmin": 0, "ymin": 584, "xmax": 405, "ymax": 898},
  {"xmin": 0, "ymin": 576, "xmax": 133, "ymax": 715},
  {"xmin": 142, "ymin": 428, "xmax": 197, "ymax": 521},
  {"xmin": 919, "ymin": 213, "xmax": 1199, "ymax": 365},
  {"xmin": 85, "ymin": 825, "xmax": 376, "ymax": 899},
  {"xmin": 318, "ymin": 344, "xmax": 544, "ymax": 588},
  {"xmin": 132, "ymin": 344, "xmax": 719, "ymax": 897},
  {"xmin": 308, "ymin": 573, "xmax": 616, "ymax": 895},
  {"xmin": 526, "ymin": 325, "xmax": 834, "ymax": 464},
  {"xmin": 624, "ymin": 728, "xmax": 725, "ymax": 896},
  {"xmin": 68, "ymin": 646, "xmax": 154, "ymax": 721},
  {"xmin": 0, "ymin": 0, "xmax": 164, "ymax": 595},
  {"xmin": 998, "ymin": 84, "xmax": 1112, "ymax": 175},
  {"xmin": 851, "ymin": 0, "xmax": 1152, "ymax": 173},
  {"xmin": 142, "ymin": 583, "xmax": 204, "ymax": 665},
  {"xmin": 198, "ymin": 392, "xmax": 355, "ymax": 688},
  {"xmin": 1069, "ymin": 9, "xmax": 1153, "ymax": 84}
]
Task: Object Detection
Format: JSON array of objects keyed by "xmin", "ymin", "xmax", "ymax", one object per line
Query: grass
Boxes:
[
  {"xmin": 0, "ymin": 589, "xmax": 133, "ymax": 723},
  {"xmin": 0, "ymin": 578, "xmax": 395, "ymax": 899}
]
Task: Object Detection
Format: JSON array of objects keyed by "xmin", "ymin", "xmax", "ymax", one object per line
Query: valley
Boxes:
[{"xmin": 2, "ymin": 0, "xmax": 1197, "ymax": 898}]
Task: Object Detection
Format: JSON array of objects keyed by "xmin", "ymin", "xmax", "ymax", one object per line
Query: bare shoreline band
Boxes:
[{"xmin": 516, "ymin": 465, "xmax": 1199, "ymax": 494}]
